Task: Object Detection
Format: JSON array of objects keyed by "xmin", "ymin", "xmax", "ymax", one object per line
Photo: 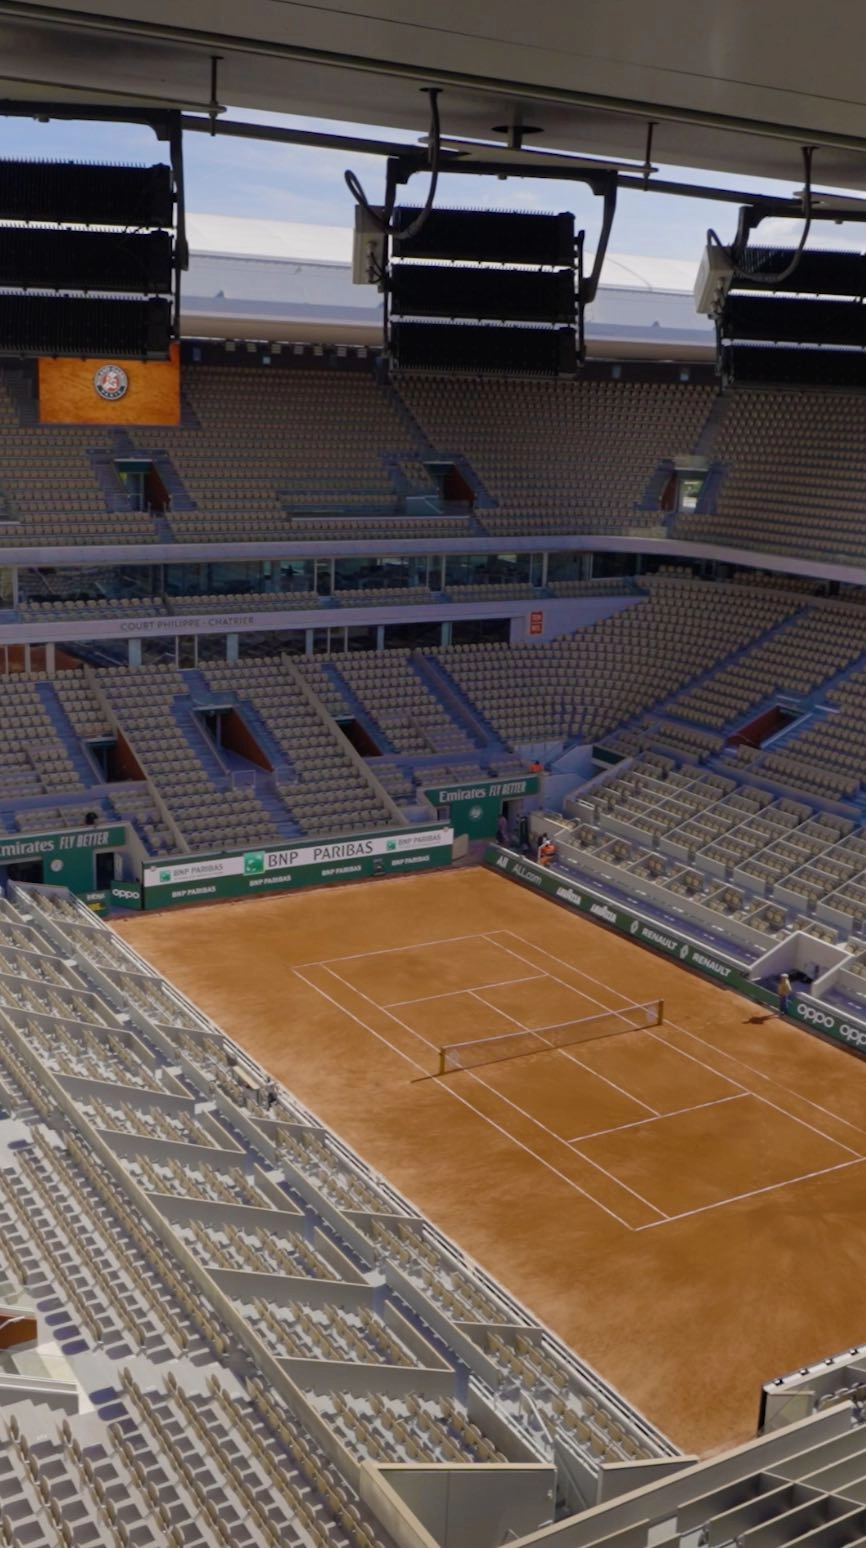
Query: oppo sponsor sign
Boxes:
[
  {"xmin": 142, "ymin": 825, "xmax": 454, "ymax": 908},
  {"xmin": 794, "ymin": 1000, "xmax": 866, "ymax": 1051}
]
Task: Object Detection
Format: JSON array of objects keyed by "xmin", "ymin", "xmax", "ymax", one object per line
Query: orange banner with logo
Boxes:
[{"xmin": 38, "ymin": 343, "xmax": 180, "ymax": 424}]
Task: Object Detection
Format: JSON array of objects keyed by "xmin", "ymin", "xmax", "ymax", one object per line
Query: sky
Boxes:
[{"xmin": 0, "ymin": 104, "xmax": 859, "ymax": 268}]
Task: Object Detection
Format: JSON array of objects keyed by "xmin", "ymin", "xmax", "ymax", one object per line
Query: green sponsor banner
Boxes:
[
  {"xmin": 486, "ymin": 846, "xmax": 866, "ymax": 1055},
  {"xmin": 485, "ymin": 845, "xmax": 779, "ymax": 1009},
  {"xmin": 0, "ymin": 823, "xmax": 128, "ymax": 897},
  {"xmin": 424, "ymin": 775, "xmax": 540, "ymax": 841},
  {"xmin": 142, "ymin": 825, "xmax": 454, "ymax": 909},
  {"xmin": 791, "ymin": 997, "xmax": 866, "ymax": 1054},
  {"xmin": 109, "ymin": 880, "xmax": 142, "ymax": 910},
  {"xmin": 81, "ymin": 890, "xmax": 110, "ymax": 916},
  {"xmin": 0, "ymin": 824, "xmax": 126, "ymax": 865}
]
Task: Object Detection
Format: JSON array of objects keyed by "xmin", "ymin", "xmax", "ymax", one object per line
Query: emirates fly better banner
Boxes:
[{"xmin": 142, "ymin": 825, "xmax": 454, "ymax": 908}]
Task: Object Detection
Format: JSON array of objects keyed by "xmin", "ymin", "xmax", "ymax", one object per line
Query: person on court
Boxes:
[{"xmin": 777, "ymin": 971, "xmax": 792, "ymax": 1015}]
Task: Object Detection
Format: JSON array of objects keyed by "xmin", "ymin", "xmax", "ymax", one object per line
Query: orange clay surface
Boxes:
[{"xmin": 115, "ymin": 867, "xmax": 866, "ymax": 1457}]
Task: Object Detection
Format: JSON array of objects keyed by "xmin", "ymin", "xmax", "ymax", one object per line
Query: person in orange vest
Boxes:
[{"xmin": 537, "ymin": 833, "xmax": 556, "ymax": 867}]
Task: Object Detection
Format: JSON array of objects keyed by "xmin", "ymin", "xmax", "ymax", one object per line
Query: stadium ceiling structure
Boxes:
[{"xmin": 3, "ymin": 0, "xmax": 866, "ymax": 197}]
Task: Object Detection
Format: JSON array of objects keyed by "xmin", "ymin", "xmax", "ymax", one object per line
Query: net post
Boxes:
[
  {"xmin": 656, "ymin": 999, "xmax": 664, "ymax": 1026},
  {"xmin": 437, "ymin": 1049, "xmax": 446, "ymax": 1077}
]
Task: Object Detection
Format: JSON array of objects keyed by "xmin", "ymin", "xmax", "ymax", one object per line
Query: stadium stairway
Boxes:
[
  {"xmin": 383, "ymin": 380, "xmax": 435, "ymax": 454},
  {"xmin": 245, "ymin": 778, "xmax": 304, "ymax": 838},
  {"xmin": 692, "ymin": 390, "xmax": 729, "ymax": 457},
  {"xmin": 389, "ymin": 381, "xmax": 499, "ymax": 512},
  {"xmin": 413, "ymin": 653, "xmax": 506, "ymax": 750},
  {"xmin": 637, "ymin": 459, "xmax": 673, "ymax": 514},
  {"xmin": 35, "ymin": 681, "xmax": 101, "ymax": 785},
  {"xmin": 380, "ymin": 449, "xmax": 437, "ymax": 497},
  {"xmin": 322, "ymin": 663, "xmax": 400, "ymax": 754},
  {"xmin": 693, "ymin": 463, "xmax": 727, "ymax": 515},
  {"xmin": 650, "ymin": 606, "xmax": 812, "ymax": 725},
  {"xmin": 144, "ymin": 449, "xmax": 197, "ymax": 513},
  {"xmin": 170, "ymin": 694, "xmax": 231, "ymax": 789},
  {"xmin": 181, "ymin": 668, "xmax": 297, "ymax": 783},
  {"xmin": 89, "ymin": 448, "xmax": 136, "ymax": 514}
]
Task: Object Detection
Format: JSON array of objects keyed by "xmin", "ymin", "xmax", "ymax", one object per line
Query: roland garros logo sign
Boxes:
[{"xmin": 93, "ymin": 363, "xmax": 129, "ymax": 401}]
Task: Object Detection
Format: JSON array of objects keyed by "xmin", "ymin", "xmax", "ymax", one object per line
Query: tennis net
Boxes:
[{"xmin": 436, "ymin": 999, "xmax": 663, "ymax": 1075}]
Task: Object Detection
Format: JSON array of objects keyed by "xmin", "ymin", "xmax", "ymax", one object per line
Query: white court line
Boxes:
[
  {"xmin": 468, "ymin": 989, "xmax": 525, "ymax": 1027},
  {"xmin": 635, "ymin": 1156, "xmax": 866, "ymax": 1231},
  {"xmin": 327, "ymin": 964, "xmax": 667, "ymax": 1224},
  {"xmin": 386, "ymin": 973, "xmax": 543, "ymax": 1007},
  {"xmin": 293, "ymin": 966, "xmax": 639, "ymax": 1230},
  {"xmin": 566, "ymin": 1092, "xmax": 748, "ymax": 1144},
  {"xmin": 500, "ymin": 927, "xmax": 863, "ymax": 1160},
  {"xmin": 498, "ymin": 928, "xmax": 866, "ymax": 1149},
  {"xmin": 483, "ymin": 932, "xmax": 659, "ymax": 1118},
  {"xmin": 298, "ymin": 931, "xmax": 516, "ymax": 970},
  {"xmin": 493, "ymin": 927, "xmax": 866, "ymax": 1209},
  {"xmin": 644, "ymin": 1028, "xmax": 747, "ymax": 1096},
  {"xmin": 652, "ymin": 1026, "xmax": 865, "ymax": 1162}
]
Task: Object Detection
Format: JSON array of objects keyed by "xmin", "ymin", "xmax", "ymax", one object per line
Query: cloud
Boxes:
[{"xmin": 758, "ymin": 215, "xmax": 860, "ymax": 249}]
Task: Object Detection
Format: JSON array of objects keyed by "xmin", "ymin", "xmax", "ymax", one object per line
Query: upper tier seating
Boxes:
[
  {"xmin": 297, "ymin": 651, "xmax": 481, "ymax": 759},
  {"xmin": 672, "ymin": 389, "xmax": 866, "ymax": 564},
  {"xmin": 203, "ymin": 658, "xmax": 398, "ymax": 834},
  {"xmin": 10, "ymin": 358, "xmax": 866, "ymax": 564},
  {"xmin": 427, "ymin": 577, "xmax": 798, "ymax": 749},
  {"xmin": 96, "ymin": 663, "xmax": 292, "ymax": 853},
  {"xmin": 398, "ymin": 376, "xmax": 715, "ymax": 535},
  {"xmin": 0, "ymin": 375, "xmax": 157, "ymax": 546},
  {"xmin": 157, "ymin": 366, "xmax": 415, "ymax": 542}
]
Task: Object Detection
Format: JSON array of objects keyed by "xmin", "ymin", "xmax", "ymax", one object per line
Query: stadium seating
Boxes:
[
  {"xmin": 96, "ymin": 662, "xmax": 293, "ymax": 852},
  {"xmin": 157, "ymin": 365, "xmax": 416, "ymax": 542},
  {"xmin": 11, "ymin": 357, "xmax": 866, "ymax": 568},
  {"xmin": 397, "ymin": 375, "xmax": 715, "ymax": 533},
  {"xmin": 427, "ymin": 576, "xmax": 799, "ymax": 749},
  {"xmin": 672, "ymin": 389, "xmax": 866, "ymax": 563},
  {"xmin": 0, "ymin": 378, "xmax": 159, "ymax": 546},
  {"xmin": 297, "ymin": 650, "xmax": 482, "ymax": 758},
  {"xmin": 0, "ymin": 877, "xmax": 663, "ymax": 1548},
  {"xmin": 203, "ymin": 658, "xmax": 398, "ymax": 834},
  {"xmin": 665, "ymin": 602, "xmax": 866, "ymax": 728}
]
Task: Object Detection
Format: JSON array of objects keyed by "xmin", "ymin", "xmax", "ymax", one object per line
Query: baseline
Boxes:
[{"xmin": 635, "ymin": 1156, "xmax": 865, "ymax": 1231}]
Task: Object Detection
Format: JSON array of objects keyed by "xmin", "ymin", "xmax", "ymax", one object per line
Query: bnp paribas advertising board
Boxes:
[{"xmin": 142, "ymin": 825, "xmax": 454, "ymax": 909}]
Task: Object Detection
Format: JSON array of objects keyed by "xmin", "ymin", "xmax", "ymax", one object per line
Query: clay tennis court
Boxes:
[{"xmin": 115, "ymin": 866, "xmax": 866, "ymax": 1457}]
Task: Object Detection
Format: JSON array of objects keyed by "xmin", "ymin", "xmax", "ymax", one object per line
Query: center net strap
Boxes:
[{"xmin": 437, "ymin": 999, "xmax": 663, "ymax": 1075}]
